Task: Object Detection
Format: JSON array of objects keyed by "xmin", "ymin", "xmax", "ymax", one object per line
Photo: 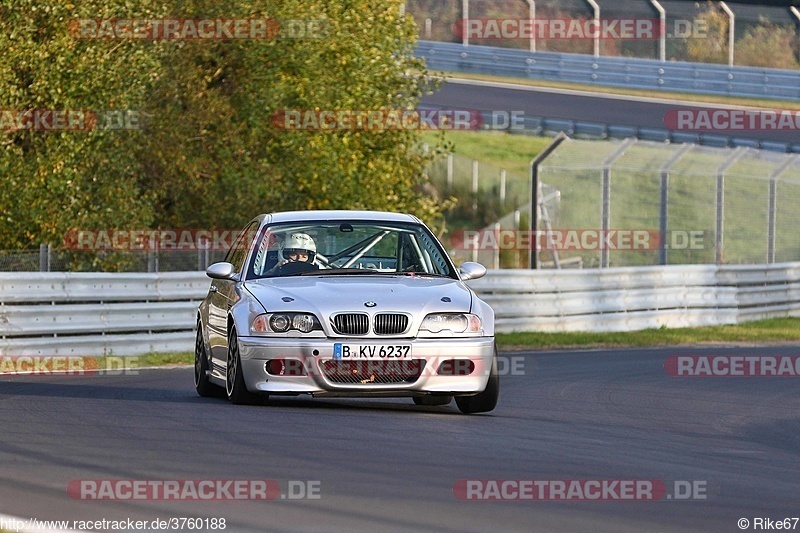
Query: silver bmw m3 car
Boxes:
[{"xmin": 195, "ymin": 210, "xmax": 498, "ymax": 414}]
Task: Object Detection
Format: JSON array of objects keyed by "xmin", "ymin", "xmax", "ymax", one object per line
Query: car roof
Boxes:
[{"xmin": 263, "ymin": 210, "xmax": 422, "ymax": 224}]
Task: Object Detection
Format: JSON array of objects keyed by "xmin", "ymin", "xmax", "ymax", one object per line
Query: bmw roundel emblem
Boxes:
[{"xmin": 364, "ymin": 301, "xmax": 377, "ymax": 308}]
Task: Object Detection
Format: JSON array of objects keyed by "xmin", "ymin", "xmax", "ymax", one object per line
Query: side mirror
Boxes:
[
  {"xmin": 206, "ymin": 262, "xmax": 240, "ymax": 281},
  {"xmin": 458, "ymin": 262, "xmax": 487, "ymax": 281}
]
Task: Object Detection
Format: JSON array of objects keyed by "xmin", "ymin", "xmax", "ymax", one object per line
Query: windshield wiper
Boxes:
[{"xmin": 292, "ymin": 268, "xmax": 379, "ymax": 276}]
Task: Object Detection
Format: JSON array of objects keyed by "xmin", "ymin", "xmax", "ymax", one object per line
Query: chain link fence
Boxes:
[
  {"xmin": 444, "ymin": 138, "xmax": 800, "ymax": 269},
  {"xmin": 0, "ymin": 246, "xmax": 227, "ymax": 273},
  {"xmin": 536, "ymin": 138, "xmax": 800, "ymax": 268}
]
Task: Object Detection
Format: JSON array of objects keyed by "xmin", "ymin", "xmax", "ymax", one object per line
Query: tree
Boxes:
[
  {"xmin": 0, "ymin": 0, "xmax": 167, "ymax": 250},
  {"xmin": 735, "ymin": 19, "xmax": 799, "ymax": 70},
  {"xmin": 684, "ymin": 2, "xmax": 729, "ymax": 65},
  {"xmin": 1, "ymin": 0, "xmax": 445, "ymax": 264}
]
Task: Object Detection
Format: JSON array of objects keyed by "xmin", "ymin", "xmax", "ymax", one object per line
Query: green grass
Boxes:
[
  {"xmin": 119, "ymin": 352, "xmax": 193, "ymax": 367},
  {"xmin": 497, "ymin": 318, "xmax": 800, "ymax": 350},
  {"xmin": 421, "ymin": 130, "xmax": 552, "ymax": 176}
]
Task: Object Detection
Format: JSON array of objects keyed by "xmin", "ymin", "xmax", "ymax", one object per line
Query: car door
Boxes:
[{"xmin": 207, "ymin": 221, "xmax": 258, "ymax": 373}]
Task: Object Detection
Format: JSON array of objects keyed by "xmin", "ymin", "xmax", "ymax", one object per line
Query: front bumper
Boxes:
[{"xmin": 236, "ymin": 336, "xmax": 495, "ymax": 397}]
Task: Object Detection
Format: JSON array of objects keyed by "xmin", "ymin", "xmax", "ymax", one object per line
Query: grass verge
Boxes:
[
  {"xmin": 497, "ymin": 318, "xmax": 800, "ymax": 350},
  {"xmin": 121, "ymin": 318, "xmax": 800, "ymax": 367}
]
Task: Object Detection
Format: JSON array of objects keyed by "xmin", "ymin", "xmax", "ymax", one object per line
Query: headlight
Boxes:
[
  {"xmin": 419, "ymin": 313, "xmax": 483, "ymax": 335},
  {"xmin": 252, "ymin": 313, "xmax": 322, "ymax": 334}
]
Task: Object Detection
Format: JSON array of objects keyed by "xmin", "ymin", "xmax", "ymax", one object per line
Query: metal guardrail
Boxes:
[
  {"xmin": 468, "ymin": 263, "xmax": 800, "ymax": 332},
  {"xmin": 0, "ymin": 272, "xmax": 210, "ymax": 356},
  {"xmin": 2, "ymin": 265, "xmax": 800, "ymax": 354},
  {"xmin": 416, "ymin": 40, "xmax": 800, "ymax": 101},
  {"xmin": 419, "ymin": 104, "xmax": 800, "ymax": 154},
  {"xmin": 416, "ymin": 41, "xmax": 800, "ymax": 154}
]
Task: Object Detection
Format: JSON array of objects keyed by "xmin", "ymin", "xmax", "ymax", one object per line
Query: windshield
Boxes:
[{"xmin": 246, "ymin": 220, "xmax": 456, "ymax": 279}]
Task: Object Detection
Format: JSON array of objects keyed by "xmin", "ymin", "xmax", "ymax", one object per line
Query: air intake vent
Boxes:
[
  {"xmin": 331, "ymin": 313, "xmax": 369, "ymax": 335},
  {"xmin": 374, "ymin": 313, "xmax": 409, "ymax": 335}
]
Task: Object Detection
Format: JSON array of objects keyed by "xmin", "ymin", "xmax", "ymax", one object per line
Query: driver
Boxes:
[{"xmin": 266, "ymin": 233, "xmax": 320, "ymax": 276}]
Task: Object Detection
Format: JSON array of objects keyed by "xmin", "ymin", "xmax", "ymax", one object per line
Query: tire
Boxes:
[
  {"xmin": 226, "ymin": 327, "xmax": 262, "ymax": 405},
  {"xmin": 194, "ymin": 322, "xmax": 219, "ymax": 397},
  {"xmin": 413, "ymin": 396, "xmax": 453, "ymax": 406},
  {"xmin": 455, "ymin": 347, "xmax": 499, "ymax": 415}
]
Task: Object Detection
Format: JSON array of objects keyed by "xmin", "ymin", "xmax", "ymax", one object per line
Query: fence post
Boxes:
[
  {"xmin": 716, "ymin": 148, "xmax": 746, "ymax": 265},
  {"xmin": 767, "ymin": 155, "xmax": 798, "ymax": 264},
  {"xmin": 659, "ymin": 144, "xmax": 692, "ymax": 265},
  {"xmin": 600, "ymin": 138, "xmax": 636, "ymax": 268},
  {"xmin": 462, "ymin": 0, "xmax": 469, "ymax": 47},
  {"xmin": 529, "ymin": 132, "xmax": 568, "ymax": 269},
  {"xmin": 500, "ymin": 169, "xmax": 507, "ymax": 208},
  {"xmin": 472, "ymin": 159, "xmax": 479, "ymax": 215},
  {"xmin": 39, "ymin": 244, "xmax": 50, "ymax": 272},
  {"xmin": 446, "ymin": 153, "xmax": 453, "ymax": 189}
]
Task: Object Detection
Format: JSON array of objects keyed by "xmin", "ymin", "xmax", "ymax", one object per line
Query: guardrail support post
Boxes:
[{"xmin": 529, "ymin": 132, "xmax": 568, "ymax": 269}]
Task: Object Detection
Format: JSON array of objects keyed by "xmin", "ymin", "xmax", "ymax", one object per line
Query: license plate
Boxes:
[{"xmin": 332, "ymin": 343, "xmax": 411, "ymax": 360}]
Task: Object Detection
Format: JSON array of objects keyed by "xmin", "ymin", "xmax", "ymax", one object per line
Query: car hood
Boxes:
[{"xmin": 244, "ymin": 275, "xmax": 473, "ymax": 317}]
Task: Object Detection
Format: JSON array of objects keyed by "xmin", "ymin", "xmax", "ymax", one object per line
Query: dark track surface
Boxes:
[
  {"xmin": 1, "ymin": 345, "xmax": 798, "ymax": 532},
  {"xmin": 422, "ymin": 79, "xmax": 800, "ymax": 144}
]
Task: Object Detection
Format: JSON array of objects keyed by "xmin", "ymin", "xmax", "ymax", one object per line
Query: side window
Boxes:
[{"xmin": 224, "ymin": 222, "xmax": 258, "ymax": 275}]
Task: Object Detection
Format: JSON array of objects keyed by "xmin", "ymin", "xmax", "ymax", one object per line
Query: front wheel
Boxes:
[
  {"xmin": 194, "ymin": 322, "xmax": 218, "ymax": 397},
  {"xmin": 226, "ymin": 328, "xmax": 262, "ymax": 405},
  {"xmin": 455, "ymin": 347, "xmax": 499, "ymax": 414}
]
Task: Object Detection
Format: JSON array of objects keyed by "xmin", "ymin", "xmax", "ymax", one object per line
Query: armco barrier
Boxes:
[
  {"xmin": 1, "ymin": 264, "xmax": 799, "ymax": 355},
  {"xmin": 0, "ymin": 272, "xmax": 210, "ymax": 357},
  {"xmin": 415, "ymin": 40, "xmax": 800, "ymax": 102},
  {"xmin": 468, "ymin": 264, "xmax": 800, "ymax": 332}
]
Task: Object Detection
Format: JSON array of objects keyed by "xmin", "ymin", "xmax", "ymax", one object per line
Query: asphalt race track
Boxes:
[
  {"xmin": 422, "ymin": 79, "xmax": 800, "ymax": 145},
  {"xmin": 1, "ymin": 346, "xmax": 798, "ymax": 532}
]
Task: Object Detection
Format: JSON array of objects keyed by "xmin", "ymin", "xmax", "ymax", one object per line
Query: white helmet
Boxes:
[{"xmin": 279, "ymin": 232, "xmax": 316, "ymax": 263}]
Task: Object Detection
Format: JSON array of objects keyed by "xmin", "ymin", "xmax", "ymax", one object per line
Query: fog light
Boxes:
[
  {"xmin": 265, "ymin": 358, "xmax": 306, "ymax": 376},
  {"xmin": 437, "ymin": 359, "xmax": 475, "ymax": 376},
  {"xmin": 266, "ymin": 359, "xmax": 286, "ymax": 376}
]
